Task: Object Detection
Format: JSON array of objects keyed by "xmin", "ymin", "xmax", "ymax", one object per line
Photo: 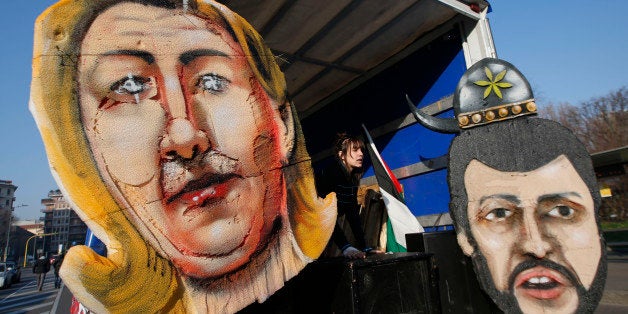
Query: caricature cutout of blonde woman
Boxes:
[{"xmin": 30, "ymin": 1, "xmax": 336, "ymax": 313}]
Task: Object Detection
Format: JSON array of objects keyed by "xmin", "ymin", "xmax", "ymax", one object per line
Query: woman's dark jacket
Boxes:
[{"xmin": 315, "ymin": 160, "xmax": 368, "ymax": 252}]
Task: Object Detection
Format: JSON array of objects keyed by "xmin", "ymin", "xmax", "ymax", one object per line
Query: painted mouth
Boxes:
[
  {"xmin": 161, "ymin": 151, "xmax": 241, "ymax": 206},
  {"xmin": 165, "ymin": 172, "xmax": 238, "ymax": 205},
  {"xmin": 514, "ymin": 266, "xmax": 568, "ymax": 300}
]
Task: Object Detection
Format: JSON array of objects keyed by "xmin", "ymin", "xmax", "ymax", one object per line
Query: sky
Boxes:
[{"xmin": 1, "ymin": 1, "xmax": 626, "ymax": 221}]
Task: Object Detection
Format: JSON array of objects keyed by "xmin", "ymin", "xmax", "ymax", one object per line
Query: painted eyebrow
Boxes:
[
  {"xmin": 537, "ymin": 192, "xmax": 582, "ymax": 204},
  {"xmin": 479, "ymin": 194, "xmax": 520, "ymax": 205},
  {"xmin": 102, "ymin": 50, "xmax": 155, "ymax": 64},
  {"xmin": 179, "ymin": 49, "xmax": 230, "ymax": 65}
]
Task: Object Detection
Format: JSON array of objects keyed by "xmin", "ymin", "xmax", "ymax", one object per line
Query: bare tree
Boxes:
[
  {"xmin": 540, "ymin": 87, "xmax": 628, "ymax": 222},
  {"xmin": 540, "ymin": 87, "xmax": 627, "ymax": 153}
]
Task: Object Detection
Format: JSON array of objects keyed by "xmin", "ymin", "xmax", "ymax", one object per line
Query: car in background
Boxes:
[
  {"xmin": 5, "ymin": 261, "xmax": 21, "ymax": 283},
  {"xmin": 0, "ymin": 262, "xmax": 14, "ymax": 289}
]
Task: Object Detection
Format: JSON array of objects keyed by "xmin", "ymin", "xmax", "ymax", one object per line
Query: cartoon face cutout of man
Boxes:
[
  {"xmin": 460, "ymin": 155, "xmax": 601, "ymax": 313},
  {"xmin": 448, "ymin": 118, "xmax": 607, "ymax": 314}
]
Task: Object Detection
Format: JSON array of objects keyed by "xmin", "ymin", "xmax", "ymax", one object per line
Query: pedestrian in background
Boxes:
[
  {"xmin": 33, "ymin": 254, "xmax": 50, "ymax": 291},
  {"xmin": 53, "ymin": 253, "xmax": 64, "ymax": 288}
]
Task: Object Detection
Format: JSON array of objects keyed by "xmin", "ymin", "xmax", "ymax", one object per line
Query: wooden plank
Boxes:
[
  {"xmin": 344, "ymin": 1, "xmax": 456, "ymax": 69},
  {"xmin": 221, "ymin": 0, "xmax": 288, "ymax": 30},
  {"xmin": 265, "ymin": 0, "xmax": 352, "ymax": 53},
  {"xmin": 305, "ymin": 0, "xmax": 417, "ymax": 63},
  {"xmin": 293, "ymin": 69, "xmax": 359, "ymax": 113}
]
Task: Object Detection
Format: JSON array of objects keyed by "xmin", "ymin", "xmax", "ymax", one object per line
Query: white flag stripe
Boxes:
[
  {"xmin": 361, "ymin": 124, "xmax": 387, "ymax": 169},
  {"xmin": 380, "ymin": 188, "xmax": 424, "ymax": 248}
]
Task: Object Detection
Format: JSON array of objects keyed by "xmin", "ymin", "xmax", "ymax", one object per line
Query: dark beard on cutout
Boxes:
[{"xmin": 469, "ymin": 243, "xmax": 607, "ymax": 314}]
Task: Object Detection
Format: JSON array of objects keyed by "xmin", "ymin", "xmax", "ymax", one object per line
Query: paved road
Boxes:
[
  {"xmin": 0, "ymin": 268, "xmax": 58, "ymax": 314},
  {"xmin": 597, "ymin": 251, "xmax": 628, "ymax": 313}
]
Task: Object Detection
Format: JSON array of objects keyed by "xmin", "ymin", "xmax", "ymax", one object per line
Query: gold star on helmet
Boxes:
[{"xmin": 474, "ymin": 67, "xmax": 513, "ymax": 99}]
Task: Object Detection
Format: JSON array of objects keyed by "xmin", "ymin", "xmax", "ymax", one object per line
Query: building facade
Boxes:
[
  {"xmin": 13, "ymin": 220, "xmax": 44, "ymax": 265},
  {"xmin": 41, "ymin": 189, "xmax": 87, "ymax": 255},
  {"xmin": 0, "ymin": 180, "xmax": 17, "ymax": 260}
]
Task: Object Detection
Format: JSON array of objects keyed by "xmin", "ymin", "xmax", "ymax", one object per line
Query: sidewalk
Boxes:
[
  {"xmin": 597, "ymin": 251, "xmax": 628, "ymax": 313},
  {"xmin": 51, "ymin": 284, "xmax": 74, "ymax": 313}
]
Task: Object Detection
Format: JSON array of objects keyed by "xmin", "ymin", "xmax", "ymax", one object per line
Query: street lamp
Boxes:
[
  {"xmin": 23, "ymin": 232, "xmax": 57, "ymax": 267},
  {"xmin": 3, "ymin": 204, "xmax": 27, "ymax": 262}
]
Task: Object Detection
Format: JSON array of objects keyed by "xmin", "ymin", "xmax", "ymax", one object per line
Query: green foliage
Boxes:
[{"xmin": 601, "ymin": 221, "xmax": 628, "ymax": 231}]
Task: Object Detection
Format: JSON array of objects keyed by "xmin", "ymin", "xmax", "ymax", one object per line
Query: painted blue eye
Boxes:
[
  {"xmin": 198, "ymin": 73, "xmax": 230, "ymax": 94},
  {"xmin": 111, "ymin": 75, "xmax": 150, "ymax": 95}
]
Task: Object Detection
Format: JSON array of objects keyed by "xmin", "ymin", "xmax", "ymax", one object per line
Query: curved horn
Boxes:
[{"xmin": 406, "ymin": 94, "xmax": 459, "ymax": 134}]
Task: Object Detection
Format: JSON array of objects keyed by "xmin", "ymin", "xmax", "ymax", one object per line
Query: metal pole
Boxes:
[
  {"xmin": 24, "ymin": 235, "xmax": 37, "ymax": 268},
  {"xmin": 3, "ymin": 209, "xmax": 12, "ymax": 262},
  {"xmin": 23, "ymin": 233, "xmax": 57, "ymax": 267},
  {"xmin": 31, "ymin": 239, "xmax": 36, "ymax": 265}
]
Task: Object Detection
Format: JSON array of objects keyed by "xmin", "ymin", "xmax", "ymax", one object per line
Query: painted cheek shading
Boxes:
[
  {"xmin": 253, "ymin": 132, "xmax": 280, "ymax": 171},
  {"xmin": 98, "ymin": 97, "xmax": 116, "ymax": 109}
]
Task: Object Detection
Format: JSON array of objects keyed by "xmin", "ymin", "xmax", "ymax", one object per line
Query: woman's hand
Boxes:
[{"xmin": 342, "ymin": 246, "xmax": 366, "ymax": 259}]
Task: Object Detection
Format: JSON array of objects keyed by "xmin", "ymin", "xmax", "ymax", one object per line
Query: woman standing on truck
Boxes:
[{"xmin": 316, "ymin": 133, "xmax": 375, "ymax": 259}]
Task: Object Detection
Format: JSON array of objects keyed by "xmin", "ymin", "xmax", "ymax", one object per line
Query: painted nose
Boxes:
[
  {"xmin": 519, "ymin": 213, "xmax": 552, "ymax": 258},
  {"xmin": 160, "ymin": 118, "xmax": 210, "ymax": 159},
  {"xmin": 158, "ymin": 74, "xmax": 210, "ymax": 159}
]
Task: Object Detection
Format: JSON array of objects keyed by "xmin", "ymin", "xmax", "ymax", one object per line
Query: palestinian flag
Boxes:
[{"xmin": 362, "ymin": 124, "xmax": 424, "ymax": 252}]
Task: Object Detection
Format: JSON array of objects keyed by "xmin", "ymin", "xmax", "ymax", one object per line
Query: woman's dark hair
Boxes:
[{"xmin": 333, "ymin": 132, "xmax": 366, "ymax": 181}]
